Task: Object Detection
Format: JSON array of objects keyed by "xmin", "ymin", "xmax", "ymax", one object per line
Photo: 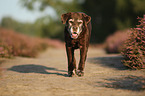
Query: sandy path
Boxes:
[{"xmin": 0, "ymin": 48, "xmax": 145, "ymax": 96}]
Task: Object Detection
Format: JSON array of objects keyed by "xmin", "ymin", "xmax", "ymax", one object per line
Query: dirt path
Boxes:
[{"xmin": 0, "ymin": 48, "xmax": 145, "ymax": 96}]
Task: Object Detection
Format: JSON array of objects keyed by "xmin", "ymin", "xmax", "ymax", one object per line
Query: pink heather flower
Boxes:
[
  {"xmin": 136, "ymin": 28, "xmax": 142, "ymax": 30},
  {"xmin": 0, "ymin": 51, "xmax": 4, "ymax": 54},
  {"xmin": 0, "ymin": 47, "xmax": 4, "ymax": 51}
]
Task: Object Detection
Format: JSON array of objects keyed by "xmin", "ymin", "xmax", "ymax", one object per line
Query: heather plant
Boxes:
[
  {"xmin": 105, "ymin": 30, "xmax": 130, "ymax": 53},
  {"xmin": 0, "ymin": 42, "xmax": 12, "ymax": 58},
  {"xmin": 121, "ymin": 15, "xmax": 145, "ymax": 69},
  {"xmin": 0, "ymin": 28, "xmax": 62, "ymax": 58}
]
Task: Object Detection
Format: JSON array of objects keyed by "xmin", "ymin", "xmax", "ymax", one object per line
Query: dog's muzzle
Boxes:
[
  {"xmin": 71, "ymin": 32, "xmax": 78, "ymax": 39},
  {"xmin": 69, "ymin": 26, "xmax": 82, "ymax": 39}
]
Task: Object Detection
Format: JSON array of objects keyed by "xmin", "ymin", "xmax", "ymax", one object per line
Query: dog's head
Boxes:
[{"xmin": 61, "ymin": 12, "xmax": 91, "ymax": 39}]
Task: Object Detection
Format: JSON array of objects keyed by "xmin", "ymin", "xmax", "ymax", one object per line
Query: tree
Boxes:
[
  {"xmin": 82, "ymin": 0, "xmax": 145, "ymax": 43},
  {"xmin": 19, "ymin": 0, "xmax": 81, "ymax": 40},
  {"xmin": 6, "ymin": 0, "xmax": 145, "ymax": 43},
  {"xmin": 20, "ymin": 0, "xmax": 82, "ymax": 19},
  {"xmin": 0, "ymin": 17, "xmax": 42, "ymax": 37}
]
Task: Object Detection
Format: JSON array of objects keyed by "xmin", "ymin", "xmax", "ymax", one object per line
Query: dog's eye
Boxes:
[
  {"xmin": 78, "ymin": 22, "xmax": 83, "ymax": 25},
  {"xmin": 69, "ymin": 19, "xmax": 74, "ymax": 24},
  {"xmin": 77, "ymin": 20, "xmax": 83, "ymax": 25},
  {"xmin": 69, "ymin": 21, "xmax": 73, "ymax": 24}
]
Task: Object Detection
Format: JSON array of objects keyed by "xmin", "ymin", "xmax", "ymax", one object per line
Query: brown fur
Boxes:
[{"xmin": 61, "ymin": 12, "xmax": 91, "ymax": 77}]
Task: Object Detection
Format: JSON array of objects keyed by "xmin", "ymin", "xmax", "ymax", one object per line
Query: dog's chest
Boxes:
[
  {"xmin": 70, "ymin": 39, "xmax": 84, "ymax": 49},
  {"xmin": 71, "ymin": 40, "xmax": 79, "ymax": 49}
]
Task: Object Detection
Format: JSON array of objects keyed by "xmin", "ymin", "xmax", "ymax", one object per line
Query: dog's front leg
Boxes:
[
  {"xmin": 77, "ymin": 46, "xmax": 88, "ymax": 77},
  {"xmin": 66, "ymin": 46, "xmax": 76, "ymax": 77}
]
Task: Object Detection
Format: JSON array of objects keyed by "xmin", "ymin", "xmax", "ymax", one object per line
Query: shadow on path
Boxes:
[
  {"xmin": 8, "ymin": 64, "xmax": 68, "ymax": 77},
  {"xmin": 88, "ymin": 55, "xmax": 127, "ymax": 70},
  {"xmin": 96, "ymin": 75, "xmax": 145, "ymax": 91}
]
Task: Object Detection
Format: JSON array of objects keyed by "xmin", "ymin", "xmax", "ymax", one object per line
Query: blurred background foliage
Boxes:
[{"xmin": 0, "ymin": 0, "xmax": 145, "ymax": 43}]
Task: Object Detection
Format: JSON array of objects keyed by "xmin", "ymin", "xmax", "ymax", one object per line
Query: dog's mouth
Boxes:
[
  {"xmin": 68, "ymin": 26, "xmax": 82, "ymax": 39},
  {"xmin": 71, "ymin": 32, "xmax": 78, "ymax": 39}
]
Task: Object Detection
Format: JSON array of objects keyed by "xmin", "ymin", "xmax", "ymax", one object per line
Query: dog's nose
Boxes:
[{"xmin": 73, "ymin": 32, "xmax": 77, "ymax": 34}]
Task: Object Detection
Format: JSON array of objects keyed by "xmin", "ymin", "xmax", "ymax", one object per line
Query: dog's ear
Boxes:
[
  {"xmin": 83, "ymin": 14, "xmax": 91, "ymax": 24},
  {"xmin": 61, "ymin": 13, "xmax": 70, "ymax": 24}
]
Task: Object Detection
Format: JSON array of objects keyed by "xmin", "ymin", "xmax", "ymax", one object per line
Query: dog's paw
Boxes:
[
  {"xmin": 68, "ymin": 70, "xmax": 76, "ymax": 77},
  {"xmin": 76, "ymin": 70, "xmax": 84, "ymax": 77}
]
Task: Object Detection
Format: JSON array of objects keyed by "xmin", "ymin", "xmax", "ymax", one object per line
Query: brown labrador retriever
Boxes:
[{"xmin": 61, "ymin": 12, "xmax": 91, "ymax": 77}]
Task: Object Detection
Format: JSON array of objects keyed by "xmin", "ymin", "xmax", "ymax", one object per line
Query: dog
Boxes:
[{"xmin": 61, "ymin": 12, "xmax": 91, "ymax": 77}]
